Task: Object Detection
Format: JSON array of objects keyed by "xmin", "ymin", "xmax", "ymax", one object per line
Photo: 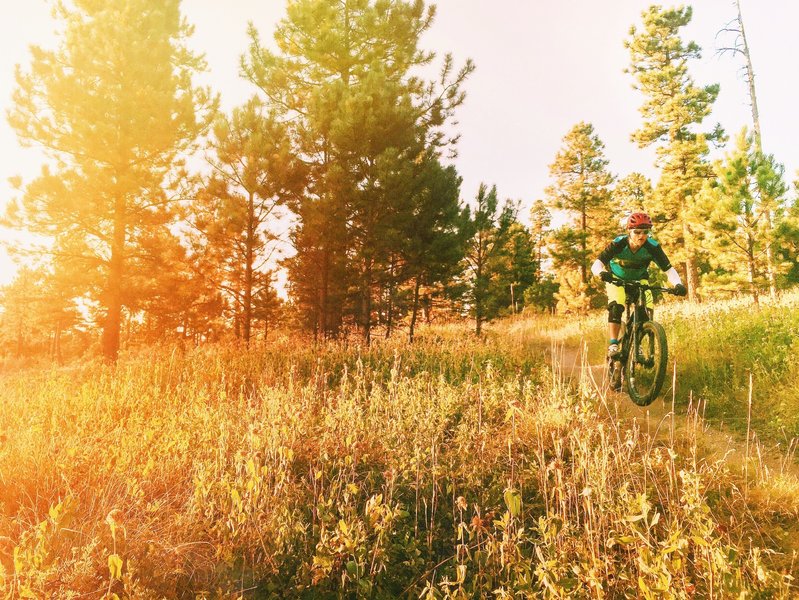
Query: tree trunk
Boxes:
[
  {"xmin": 423, "ymin": 294, "xmax": 431, "ymax": 324},
  {"xmin": 475, "ymin": 264, "xmax": 483, "ymax": 336},
  {"xmin": 580, "ymin": 207, "xmax": 587, "ymax": 283},
  {"xmin": 243, "ymin": 192, "xmax": 255, "ymax": 345},
  {"xmin": 736, "ymin": 0, "xmax": 775, "ymax": 299},
  {"xmin": 102, "ymin": 196, "xmax": 125, "ymax": 362},
  {"xmin": 385, "ymin": 289, "xmax": 394, "ymax": 340},
  {"xmin": 320, "ymin": 247, "xmax": 329, "ymax": 338},
  {"xmin": 536, "ymin": 245, "xmax": 543, "ymax": 281},
  {"xmin": 385, "ymin": 257, "xmax": 396, "ymax": 339},
  {"xmin": 51, "ymin": 319, "xmax": 62, "ymax": 364},
  {"xmin": 362, "ymin": 261, "xmax": 372, "ymax": 345},
  {"xmin": 510, "ymin": 282, "xmax": 516, "ymax": 314},
  {"xmin": 15, "ymin": 315, "xmax": 23, "ymax": 358},
  {"xmin": 747, "ymin": 234, "xmax": 759, "ymax": 306},
  {"xmin": 737, "ymin": 0, "xmax": 761, "ymax": 151},
  {"xmin": 474, "ymin": 229, "xmax": 484, "ymax": 335},
  {"xmin": 409, "ymin": 276, "xmax": 421, "ymax": 343},
  {"xmin": 765, "ymin": 223, "xmax": 777, "ymax": 300},
  {"xmin": 684, "ymin": 254, "xmax": 699, "ymax": 303},
  {"xmin": 680, "ymin": 198, "xmax": 700, "ymax": 302}
]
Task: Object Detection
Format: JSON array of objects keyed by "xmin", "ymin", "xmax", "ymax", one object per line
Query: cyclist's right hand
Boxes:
[
  {"xmin": 673, "ymin": 283, "xmax": 687, "ymax": 296},
  {"xmin": 599, "ymin": 271, "xmax": 614, "ymax": 283}
]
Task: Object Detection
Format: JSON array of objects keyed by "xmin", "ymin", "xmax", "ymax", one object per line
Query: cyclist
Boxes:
[{"xmin": 590, "ymin": 212, "xmax": 687, "ymax": 358}]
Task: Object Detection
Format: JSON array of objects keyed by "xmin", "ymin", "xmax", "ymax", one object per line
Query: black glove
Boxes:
[
  {"xmin": 673, "ymin": 283, "xmax": 687, "ymax": 296},
  {"xmin": 599, "ymin": 271, "xmax": 614, "ymax": 283}
]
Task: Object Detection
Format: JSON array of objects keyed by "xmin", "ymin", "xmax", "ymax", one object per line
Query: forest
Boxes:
[
  {"xmin": 1, "ymin": 1, "xmax": 797, "ymax": 363},
  {"xmin": 2, "ymin": 2, "xmax": 799, "ymax": 597}
]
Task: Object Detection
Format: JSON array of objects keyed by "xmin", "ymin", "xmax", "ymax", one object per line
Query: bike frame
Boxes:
[{"xmin": 607, "ymin": 276, "xmax": 678, "ymax": 403}]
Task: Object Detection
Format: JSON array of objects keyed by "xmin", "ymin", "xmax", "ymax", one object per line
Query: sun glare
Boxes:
[{"xmin": 0, "ymin": 2, "xmax": 58, "ymax": 286}]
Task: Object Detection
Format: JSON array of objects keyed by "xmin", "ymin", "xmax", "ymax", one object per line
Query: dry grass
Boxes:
[{"xmin": 0, "ymin": 322, "xmax": 796, "ymax": 598}]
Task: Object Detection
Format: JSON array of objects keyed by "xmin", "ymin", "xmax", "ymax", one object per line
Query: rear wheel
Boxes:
[{"xmin": 625, "ymin": 321, "xmax": 668, "ymax": 406}]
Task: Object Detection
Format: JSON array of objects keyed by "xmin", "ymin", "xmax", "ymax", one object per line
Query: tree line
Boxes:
[{"xmin": 1, "ymin": 1, "xmax": 797, "ymax": 362}]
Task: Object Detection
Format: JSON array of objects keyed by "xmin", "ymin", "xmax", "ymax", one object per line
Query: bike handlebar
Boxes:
[{"xmin": 605, "ymin": 276, "xmax": 681, "ymax": 295}]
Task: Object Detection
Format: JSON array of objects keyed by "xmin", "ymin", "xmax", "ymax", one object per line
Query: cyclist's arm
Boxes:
[
  {"xmin": 648, "ymin": 242, "xmax": 683, "ymax": 286},
  {"xmin": 598, "ymin": 238, "xmax": 626, "ymax": 263},
  {"xmin": 665, "ymin": 267, "xmax": 682, "ymax": 286},
  {"xmin": 594, "ymin": 238, "xmax": 627, "ymax": 276}
]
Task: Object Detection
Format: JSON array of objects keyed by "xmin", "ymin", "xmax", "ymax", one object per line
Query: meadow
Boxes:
[
  {"xmin": 0, "ymin": 305, "xmax": 798, "ymax": 598},
  {"xmin": 575, "ymin": 290, "xmax": 799, "ymax": 445}
]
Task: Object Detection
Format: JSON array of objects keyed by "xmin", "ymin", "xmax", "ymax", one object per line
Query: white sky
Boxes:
[{"xmin": 1, "ymin": 0, "xmax": 797, "ymax": 286}]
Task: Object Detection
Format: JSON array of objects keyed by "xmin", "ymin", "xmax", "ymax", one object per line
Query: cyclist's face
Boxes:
[{"xmin": 629, "ymin": 228, "xmax": 649, "ymax": 249}]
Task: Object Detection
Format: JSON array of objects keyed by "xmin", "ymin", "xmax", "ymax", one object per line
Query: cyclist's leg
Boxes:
[{"xmin": 606, "ymin": 282, "xmax": 625, "ymax": 356}]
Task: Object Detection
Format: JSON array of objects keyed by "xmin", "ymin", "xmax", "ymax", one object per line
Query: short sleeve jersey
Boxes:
[{"xmin": 598, "ymin": 234, "xmax": 673, "ymax": 281}]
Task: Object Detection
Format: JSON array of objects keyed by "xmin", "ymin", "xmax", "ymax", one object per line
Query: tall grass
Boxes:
[
  {"xmin": 666, "ymin": 292, "xmax": 799, "ymax": 442},
  {"xmin": 0, "ymin": 323, "xmax": 796, "ymax": 597},
  {"xmin": 564, "ymin": 290, "xmax": 799, "ymax": 443}
]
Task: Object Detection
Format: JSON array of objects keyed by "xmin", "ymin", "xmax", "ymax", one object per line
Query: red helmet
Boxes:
[{"xmin": 627, "ymin": 212, "xmax": 652, "ymax": 230}]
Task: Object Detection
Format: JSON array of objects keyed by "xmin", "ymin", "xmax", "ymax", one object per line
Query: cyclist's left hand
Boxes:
[{"xmin": 673, "ymin": 283, "xmax": 687, "ymax": 296}]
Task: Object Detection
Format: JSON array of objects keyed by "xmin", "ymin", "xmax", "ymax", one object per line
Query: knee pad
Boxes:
[{"xmin": 607, "ymin": 301, "xmax": 624, "ymax": 324}]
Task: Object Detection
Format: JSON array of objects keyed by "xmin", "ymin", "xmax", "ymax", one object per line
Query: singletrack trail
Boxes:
[{"xmin": 548, "ymin": 338, "xmax": 799, "ymax": 480}]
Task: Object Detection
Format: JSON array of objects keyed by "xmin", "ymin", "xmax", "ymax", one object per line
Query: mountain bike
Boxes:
[{"xmin": 606, "ymin": 277, "xmax": 681, "ymax": 406}]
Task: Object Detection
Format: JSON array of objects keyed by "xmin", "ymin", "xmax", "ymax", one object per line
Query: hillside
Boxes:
[
  {"xmin": 1, "ymin": 311, "xmax": 797, "ymax": 597},
  {"xmin": 557, "ymin": 290, "xmax": 799, "ymax": 445}
]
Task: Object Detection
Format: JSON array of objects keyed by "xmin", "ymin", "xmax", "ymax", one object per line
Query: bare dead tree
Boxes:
[{"xmin": 717, "ymin": 0, "xmax": 778, "ymax": 299}]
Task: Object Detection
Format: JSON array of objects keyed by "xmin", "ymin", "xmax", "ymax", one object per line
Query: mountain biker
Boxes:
[{"xmin": 590, "ymin": 212, "xmax": 687, "ymax": 358}]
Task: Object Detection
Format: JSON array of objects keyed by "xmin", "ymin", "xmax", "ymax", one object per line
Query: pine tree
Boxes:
[
  {"xmin": 613, "ymin": 173, "xmax": 653, "ymax": 216},
  {"xmin": 525, "ymin": 201, "xmax": 559, "ymax": 313},
  {"xmin": 193, "ymin": 98, "xmax": 303, "ymax": 344},
  {"xmin": 545, "ymin": 122, "xmax": 615, "ymax": 310},
  {"xmin": 775, "ymin": 184, "xmax": 799, "ymax": 287},
  {"xmin": 626, "ymin": 5, "xmax": 723, "ymax": 301},
  {"xmin": 389, "ymin": 156, "xmax": 467, "ymax": 342},
  {"xmin": 127, "ymin": 224, "xmax": 222, "ymax": 344},
  {"xmin": 555, "ymin": 269, "xmax": 590, "ymax": 315},
  {"xmin": 462, "ymin": 184, "xmax": 516, "ymax": 334},
  {"xmin": 528, "ymin": 199, "xmax": 551, "ymax": 281},
  {"xmin": 718, "ymin": 0, "xmax": 780, "ymax": 297},
  {"xmin": 700, "ymin": 128, "xmax": 787, "ymax": 303},
  {"xmin": 242, "ymin": 0, "xmax": 472, "ymax": 341},
  {"xmin": 0, "ymin": 266, "xmax": 81, "ymax": 361},
  {"xmin": 7, "ymin": 0, "xmax": 216, "ymax": 360},
  {"xmin": 488, "ymin": 222, "xmax": 536, "ymax": 315},
  {"xmin": 252, "ymin": 274, "xmax": 283, "ymax": 342}
]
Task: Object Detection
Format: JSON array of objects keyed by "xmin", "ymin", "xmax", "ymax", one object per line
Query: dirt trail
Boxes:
[{"xmin": 549, "ymin": 340, "xmax": 799, "ymax": 480}]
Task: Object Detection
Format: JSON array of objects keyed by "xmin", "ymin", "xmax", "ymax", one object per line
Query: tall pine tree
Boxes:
[
  {"xmin": 462, "ymin": 184, "xmax": 516, "ymax": 334},
  {"xmin": 613, "ymin": 172, "xmax": 653, "ymax": 216},
  {"xmin": 626, "ymin": 5, "xmax": 722, "ymax": 301},
  {"xmin": 700, "ymin": 128, "xmax": 788, "ymax": 303},
  {"xmin": 8, "ymin": 0, "xmax": 216, "ymax": 360},
  {"xmin": 193, "ymin": 97, "xmax": 304, "ymax": 344},
  {"xmin": 242, "ymin": 0, "xmax": 472, "ymax": 341},
  {"xmin": 545, "ymin": 122, "xmax": 615, "ymax": 311}
]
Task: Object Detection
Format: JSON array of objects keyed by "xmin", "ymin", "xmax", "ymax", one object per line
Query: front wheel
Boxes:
[{"xmin": 625, "ymin": 321, "xmax": 668, "ymax": 406}]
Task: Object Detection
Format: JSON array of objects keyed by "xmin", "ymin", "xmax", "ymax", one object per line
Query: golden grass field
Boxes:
[{"xmin": 1, "ymin": 302, "xmax": 798, "ymax": 598}]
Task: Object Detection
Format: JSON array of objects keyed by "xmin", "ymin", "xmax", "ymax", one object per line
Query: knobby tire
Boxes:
[{"xmin": 625, "ymin": 320, "xmax": 668, "ymax": 406}]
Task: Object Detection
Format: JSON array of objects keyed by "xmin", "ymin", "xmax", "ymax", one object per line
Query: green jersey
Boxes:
[{"xmin": 597, "ymin": 234, "xmax": 673, "ymax": 281}]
